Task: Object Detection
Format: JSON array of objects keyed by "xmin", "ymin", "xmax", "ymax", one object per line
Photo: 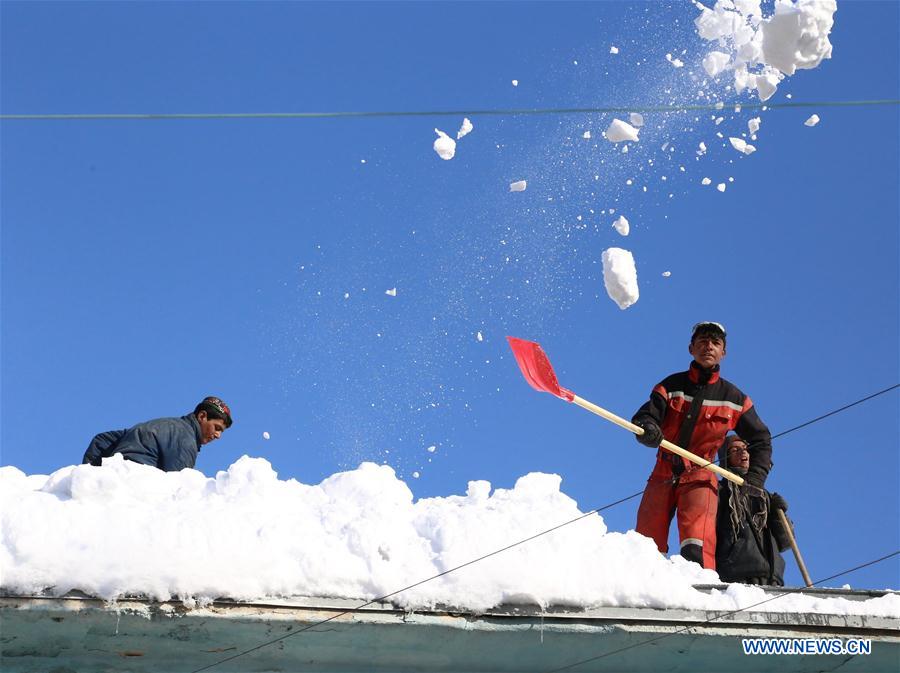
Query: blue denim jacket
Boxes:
[{"xmin": 82, "ymin": 414, "xmax": 202, "ymax": 471}]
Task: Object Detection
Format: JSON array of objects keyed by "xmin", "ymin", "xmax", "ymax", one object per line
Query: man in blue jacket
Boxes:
[{"xmin": 82, "ymin": 396, "xmax": 233, "ymax": 472}]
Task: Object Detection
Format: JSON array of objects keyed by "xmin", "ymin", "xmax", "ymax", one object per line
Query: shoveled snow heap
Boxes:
[
  {"xmin": 1, "ymin": 458, "xmax": 899, "ymax": 617},
  {"xmin": 601, "ymin": 248, "xmax": 639, "ymax": 310},
  {"xmin": 694, "ymin": 0, "xmax": 837, "ymax": 101}
]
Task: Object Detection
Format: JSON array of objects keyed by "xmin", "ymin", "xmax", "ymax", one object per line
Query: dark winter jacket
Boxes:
[
  {"xmin": 82, "ymin": 429, "xmax": 128, "ymax": 466},
  {"xmin": 632, "ymin": 361, "xmax": 772, "ymax": 487},
  {"xmin": 81, "ymin": 415, "xmax": 203, "ymax": 472},
  {"xmin": 716, "ymin": 481, "xmax": 788, "ymax": 586}
]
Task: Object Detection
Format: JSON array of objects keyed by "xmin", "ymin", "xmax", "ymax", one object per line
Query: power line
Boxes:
[
  {"xmin": 545, "ymin": 550, "xmax": 900, "ymax": 673},
  {"xmin": 190, "ymin": 384, "xmax": 899, "ymax": 672},
  {"xmin": 771, "ymin": 383, "xmax": 899, "ymax": 440},
  {"xmin": 2, "ymin": 99, "xmax": 898, "ymax": 122}
]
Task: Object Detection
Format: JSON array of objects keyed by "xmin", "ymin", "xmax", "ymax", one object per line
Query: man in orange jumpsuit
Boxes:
[{"xmin": 631, "ymin": 322, "xmax": 772, "ymax": 569}]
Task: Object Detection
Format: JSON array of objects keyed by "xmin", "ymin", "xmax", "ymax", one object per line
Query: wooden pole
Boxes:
[
  {"xmin": 777, "ymin": 508, "xmax": 813, "ymax": 587},
  {"xmin": 570, "ymin": 395, "xmax": 744, "ymax": 486}
]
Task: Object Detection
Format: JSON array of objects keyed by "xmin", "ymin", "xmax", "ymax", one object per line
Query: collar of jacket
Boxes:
[
  {"xmin": 689, "ymin": 360, "xmax": 720, "ymax": 385},
  {"xmin": 184, "ymin": 414, "xmax": 203, "ymax": 452}
]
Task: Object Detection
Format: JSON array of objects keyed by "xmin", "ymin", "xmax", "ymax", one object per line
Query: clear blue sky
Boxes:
[{"xmin": 2, "ymin": 1, "xmax": 897, "ymax": 591}]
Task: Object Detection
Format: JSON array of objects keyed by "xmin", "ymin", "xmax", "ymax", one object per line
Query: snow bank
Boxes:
[
  {"xmin": 694, "ymin": 0, "xmax": 837, "ymax": 100},
  {"xmin": 601, "ymin": 248, "xmax": 639, "ymax": 310},
  {"xmin": 1, "ymin": 458, "xmax": 897, "ymax": 618}
]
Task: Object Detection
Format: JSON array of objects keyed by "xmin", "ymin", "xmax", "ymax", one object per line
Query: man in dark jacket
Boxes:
[
  {"xmin": 631, "ymin": 322, "xmax": 772, "ymax": 569},
  {"xmin": 82, "ymin": 396, "xmax": 233, "ymax": 472},
  {"xmin": 716, "ymin": 434, "xmax": 790, "ymax": 585}
]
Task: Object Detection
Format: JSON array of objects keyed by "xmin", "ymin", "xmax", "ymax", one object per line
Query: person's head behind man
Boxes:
[
  {"xmin": 194, "ymin": 396, "xmax": 233, "ymax": 445},
  {"xmin": 689, "ymin": 321, "xmax": 727, "ymax": 369},
  {"xmin": 724, "ymin": 434, "xmax": 750, "ymax": 474}
]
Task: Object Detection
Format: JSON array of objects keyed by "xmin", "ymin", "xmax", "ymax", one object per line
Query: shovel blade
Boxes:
[{"xmin": 507, "ymin": 336, "xmax": 574, "ymax": 401}]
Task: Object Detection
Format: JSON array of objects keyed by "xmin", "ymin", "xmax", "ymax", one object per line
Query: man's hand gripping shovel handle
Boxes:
[{"xmin": 507, "ymin": 336, "xmax": 745, "ymax": 487}]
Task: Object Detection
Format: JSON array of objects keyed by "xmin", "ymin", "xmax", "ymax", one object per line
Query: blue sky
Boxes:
[{"xmin": 2, "ymin": 1, "xmax": 898, "ymax": 591}]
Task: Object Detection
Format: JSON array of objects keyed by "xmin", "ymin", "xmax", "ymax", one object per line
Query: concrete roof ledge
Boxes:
[{"xmin": 2, "ymin": 589, "xmax": 898, "ymax": 672}]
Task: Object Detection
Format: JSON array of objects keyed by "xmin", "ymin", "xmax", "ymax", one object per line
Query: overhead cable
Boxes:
[{"xmin": 2, "ymin": 99, "xmax": 898, "ymax": 122}]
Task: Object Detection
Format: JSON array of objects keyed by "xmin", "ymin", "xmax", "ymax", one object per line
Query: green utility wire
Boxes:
[{"xmin": 1, "ymin": 99, "xmax": 898, "ymax": 121}]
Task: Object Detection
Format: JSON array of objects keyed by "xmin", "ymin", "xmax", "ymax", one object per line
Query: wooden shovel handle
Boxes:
[
  {"xmin": 777, "ymin": 508, "xmax": 813, "ymax": 587},
  {"xmin": 571, "ymin": 395, "xmax": 745, "ymax": 486}
]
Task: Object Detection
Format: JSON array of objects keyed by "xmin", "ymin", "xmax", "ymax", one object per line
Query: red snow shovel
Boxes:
[{"xmin": 507, "ymin": 336, "xmax": 744, "ymax": 486}]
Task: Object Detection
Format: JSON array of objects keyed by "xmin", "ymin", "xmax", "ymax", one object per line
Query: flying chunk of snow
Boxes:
[
  {"xmin": 476, "ymin": 331, "xmax": 484, "ymax": 342},
  {"xmin": 433, "ymin": 129, "xmax": 456, "ymax": 160},
  {"xmin": 629, "ymin": 112, "xmax": 644, "ymax": 127},
  {"xmin": 344, "ymin": 292, "xmax": 350, "ymax": 299},
  {"xmin": 729, "ymin": 137, "xmax": 757, "ymax": 155},
  {"xmin": 457, "ymin": 118, "xmax": 474, "ymax": 139},
  {"xmin": 761, "ymin": 1, "xmax": 837, "ymax": 76},
  {"xmin": 662, "ymin": 271, "xmax": 672, "ymax": 278},
  {"xmin": 702, "ymin": 51, "xmax": 730, "ymax": 77},
  {"xmin": 717, "ymin": 183, "xmax": 726, "ymax": 192},
  {"xmin": 612, "ymin": 215, "xmax": 630, "ymax": 236},
  {"xmin": 412, "ymin": 472, "xmax": 420, "ymax": 479},
  {"xmin": 582, "ymin": 131, "xmax": 592, "ymax": 139},
  {"xmin": 610, "ymin": 45, "xmax": 619, "ymax": 54},
  {"xmin": 702, "ymin": 177, "xmax": 712, "ymax": 185},
  {"xmin": 385, "ymin": 288, "xmax": 397, "ymax": 297},
  {"xmin": 509, "ymin": 180, "xmax": 527, "ymax": 192},
  {"xmin": 666, "ymin": 53, "xmax": 685, "ymax": 68},
  {"xmin": 511, "ymin": 79, "xmax": 519, "ymax": 86},
  {"xmin": 748, "ymin": 117, "xmax": 761, "ymax": 134},
  {"xmin": 605, "ymin": 119, "xmax": 640, "ymax": 143},
  {"xmin": 262, "ymin": 432, "xmax": 270, "ymax": 440},
  {"xmin": 698, "ymin": 141, "xmax": 707, "ymax": 154},
  {"xmin": 601, "ymin": 248, "xmax": 639, "ymax": 310},
  {"xmin": 695, "ymin": 0, "xmax": 836, "ymax": 101},
  {"xmin": 804, "ymin": 114, "xmax": 820, "ymax": 127},
  {"xmin": 426, "ymin": 445, "xmax": 436, "ymax": 453}
]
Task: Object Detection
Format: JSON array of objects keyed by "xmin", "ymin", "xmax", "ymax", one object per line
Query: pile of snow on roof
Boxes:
[{"xmin": 2, "ymin": 457, "xmax": 899, "ymax": 618}]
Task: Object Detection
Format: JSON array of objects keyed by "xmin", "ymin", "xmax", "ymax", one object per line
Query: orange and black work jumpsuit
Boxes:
[{"xmin": 632, "ymin": 361, "xmax": 772, "ymax": 569}]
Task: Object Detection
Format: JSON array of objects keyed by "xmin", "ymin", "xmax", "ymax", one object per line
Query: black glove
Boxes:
[
  {"xmin": 769, "ymin": 492, "xmax": 788, "ymax": 512},
  {"xmin": 745, "ymin": 469, "xmax": 766, "ymax": 490},
  {"xmin": 768, "ymin": 504, "xmax": 794, "ymax": 552},
  {"xmin": 634, "ymin": 421, "xmax": 663, "ymax": 448}
]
